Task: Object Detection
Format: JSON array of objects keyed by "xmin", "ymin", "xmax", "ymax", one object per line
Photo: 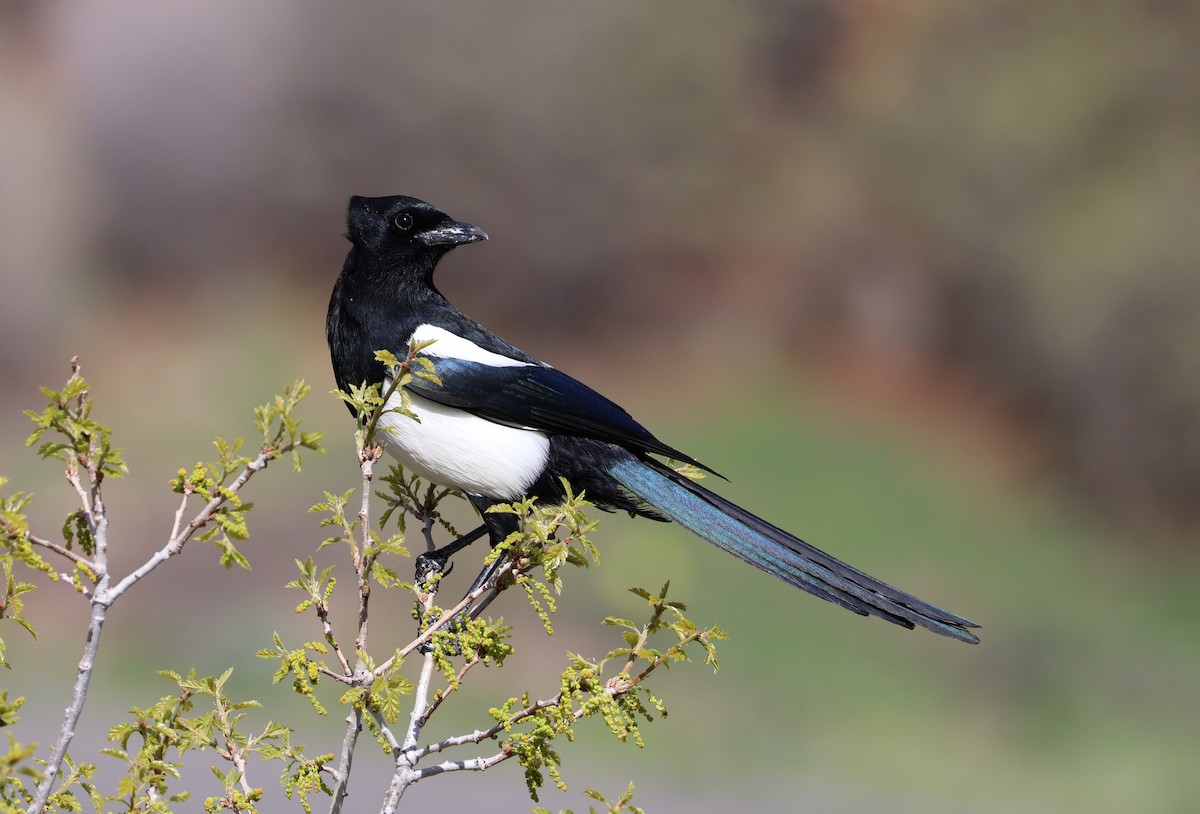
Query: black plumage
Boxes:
[{"xmin": 327, "ymin": 194, "xmax": 980, "ymax": 644}]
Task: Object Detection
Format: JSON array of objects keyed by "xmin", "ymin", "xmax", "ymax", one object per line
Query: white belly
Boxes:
[{"xmin": 377, "ymin": 389, "xmax": 550, "ymax": 500}]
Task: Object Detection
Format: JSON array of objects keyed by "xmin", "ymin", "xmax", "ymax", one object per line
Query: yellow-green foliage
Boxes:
[{"xmin": 2, "ymin": 357, "xmax": 723, "ymax": 811}]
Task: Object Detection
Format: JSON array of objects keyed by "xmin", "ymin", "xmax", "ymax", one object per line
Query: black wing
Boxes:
[{"xmin": 405, "ymin": 357, "xmax": 719, "ymax": 475}]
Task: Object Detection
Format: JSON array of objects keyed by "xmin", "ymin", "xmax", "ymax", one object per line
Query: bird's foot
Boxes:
[
  {"xmin": 413, "ymin": 524, "xmax": 488, "ymax": 593},
  {"xmin": 415, "ymin": 553, "xmax": 517, "ymax": 654},
  {"xmin": 413, "ymin": 524, "xmax": 492, "ymax": 653},
  {"xmin": 413, "ymin": 549, "xmax": 455, "ymax": 593}
]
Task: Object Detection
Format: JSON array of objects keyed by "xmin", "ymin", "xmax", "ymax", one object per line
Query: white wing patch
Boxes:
[
  {"xmin": 378, "ymin": 382, "xmax": 550, "ymax": 500},
  {"xmin": 378, "ymin": 325, "xmax": 549, "ymax": 498},
  {"xmin": 410, "ymin": 324, "xmax": 532, "ymax": 368}
]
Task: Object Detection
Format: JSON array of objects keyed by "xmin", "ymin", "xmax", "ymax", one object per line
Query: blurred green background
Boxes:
[{"xmin": 1, "ymin": 2, "xmax": 1198, "ymax": 812}]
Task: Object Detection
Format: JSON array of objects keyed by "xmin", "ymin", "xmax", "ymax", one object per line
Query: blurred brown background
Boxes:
[{"xmin": 1, "ymin": 2, "xmax": 1198, "ymax": 813}]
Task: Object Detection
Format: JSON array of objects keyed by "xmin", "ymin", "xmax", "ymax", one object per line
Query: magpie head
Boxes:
[{"xmin": 345, "ymin": 195, "xmax": 488, "ymax": 269}]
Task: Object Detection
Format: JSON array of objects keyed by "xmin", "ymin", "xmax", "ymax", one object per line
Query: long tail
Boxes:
[{"xmin": 607, "ymin": 457, "xmax": 980, "ymax": 644}]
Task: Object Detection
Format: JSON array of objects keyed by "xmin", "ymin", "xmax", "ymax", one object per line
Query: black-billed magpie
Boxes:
[{"xmin": 326, "ymin": 195, "xmax": 980, "ymax": 644}]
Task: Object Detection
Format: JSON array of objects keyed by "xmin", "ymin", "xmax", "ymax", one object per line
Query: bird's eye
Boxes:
[{"xmin": 393, "ymin": 212, "xmax": 414, "ymax": 231}]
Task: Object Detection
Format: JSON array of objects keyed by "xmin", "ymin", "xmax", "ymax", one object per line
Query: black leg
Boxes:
[
  {"xmin": 461, "ymin": 493, "xmax": 521, "ymax": 593},
  {"xmin": 413, "ymin": 493, "xmax": 519, "ymax": 591},
  {"xmin": 417, "ymin": 495, "xmax": 526, "ymax": 652},
  {"xmin": 413, "ymin": 524, "xmax": 488, "ymax": 590},
  {"xmin": 463, "ymin": 550, "xmax": 512, "ymax": 596},
  {"xmin": 414, "ymin": 523, "xmax": 487, "ymax": 653},
  {"xmin": 466, "ymin": 494, "xmax": 520, "ymax": 547}
]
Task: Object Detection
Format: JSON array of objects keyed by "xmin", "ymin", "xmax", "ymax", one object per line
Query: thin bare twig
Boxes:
[
  {"xmin": 330, "ymin": 405, "xmax": 405, "ymax": 811},
  {"xmin": 402, "ymin": 497, "xmax": 444, "ymax": 752},
  {"xmin": 416, "ymin": 655, "xmax": 479, "ymax": 729},
  {"xmin": 354, "ymin": 445, "xmax": 381, "ymax": 657},
  {"xmin": 412, "ymin": 752, "xmax": 509, "ymax": 781},
  {"xmin": 107, "ymin": 449, "xmax": 276, "ymax": 600},
  {"xmin": 420, "ymin": 483, "xmax": 438, "ymax": 553},
  {"xmin": 467, "ymin": 584, "xmax": 504, "ymax": 620},
  {"xmin": 403, "ymin": 631, "xmax": 707, "ymax": 790},
  {"xmin": 403, "ymin": 651, "xmax": 437, "ymax": 752},
  {"xmin": 28, "ymin": 488, "xmax": 109, "ymax": 813},
  {"xmin": 316, "ymin": 599, "xmax": 354, "ymax": 678},
  {"xmin": 167, "ymin": 491, "xmax": 190, "ymax": 543},
  {"xmin": 225, "ymin": 742, "xmax": 256, "ymax": 799},
  {"xmin": 372, "ymin": 567, "xmax": 515, "ymax": 679},
  {"xmin": 64, "ymin": 466, "xmax": 92, "ymax": 520},
  {"xmin": 406, "ymin": 691, "xmax": 593, "ymax": 785},
  {"xmin": 314, "ymin": 665, "xmax": 357, "ymax": 686},
  {"xmin": 327, "ymin": 708, "xmax": 362, "ymax": 814},
  {"xmin": 409, "ymin": 694, "xmax": 560, "ymax": 763},
  {"xmin": 29, "ymin": 442, "xmax": 282, "ymax": 814},
  {"xmin": 3, "ymin": 521, "xmax": 97, "ymax": 575},
  {"xmin": 368, "ymin": 706, "xmax": 402, "ymax": 757}
]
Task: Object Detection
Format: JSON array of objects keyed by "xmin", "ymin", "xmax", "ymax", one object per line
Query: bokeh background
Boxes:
[{"xmin": 2, "ymin": 2, "xmax": 1198, "ymax": 812}]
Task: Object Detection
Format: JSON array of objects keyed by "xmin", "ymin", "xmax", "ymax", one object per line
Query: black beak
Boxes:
[{"xmin": 418, "ymin": 220, "xmax": 489, "ymax": 248}]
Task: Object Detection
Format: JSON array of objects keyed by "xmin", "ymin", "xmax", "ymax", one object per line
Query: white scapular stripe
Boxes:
[
  {"xmin": 378, "ymin": 385, "xmax": 550, "ymax": 500},
  {"xmin": 410, "ymin": 324, "xmax": 532, "ymax": 367}
]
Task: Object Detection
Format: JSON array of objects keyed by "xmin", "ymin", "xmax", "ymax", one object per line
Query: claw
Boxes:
[
  {"xmin": 412, "ymin": 524, "xmax": 487, "ymax": 589},
  {"xmin": 414, "ymin": 550, "xmax": 454, "ymax": 591}
]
